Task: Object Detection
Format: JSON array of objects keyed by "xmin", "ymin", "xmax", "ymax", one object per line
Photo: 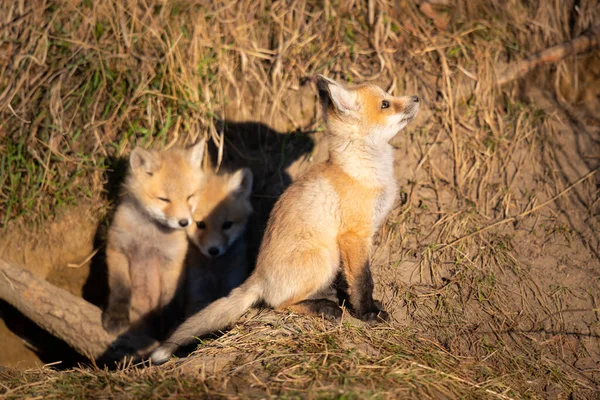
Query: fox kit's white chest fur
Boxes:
[
  {"xmin": 111, "ymin": 201, "xmax": 188, "ymax": 264},
  {"xmin": 367, "ymin": 145, "xmax": 398, "ymax": 231},
  {"xmin": 331, "ymin": 140, "xmax": 398, "ymax": 233}
]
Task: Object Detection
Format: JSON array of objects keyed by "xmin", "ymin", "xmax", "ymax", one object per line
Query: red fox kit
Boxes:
[
  {"xmin": 185, "ymin": 168, "xmax": 254, "ymax": 316},
  {"xmin": 102, "ymin": 140, "xmax": 205, "ymax": 337},
  {"xmin": 151, "ymin": 76, "xmax": 419, "ymax": 363}
]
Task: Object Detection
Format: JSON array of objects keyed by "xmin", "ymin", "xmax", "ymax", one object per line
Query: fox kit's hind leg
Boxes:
[
  {"xmin": 103, "ymin": 246, "xmax": 132, "ymax": 334},
  {"xmin": 338, "ymin": 233, "xmax": 388, "ymax": 322},
  {"xmin": 279, "ymin": 299, "xmax": 343, "ymax": 320},
  {"xmin": 272, "ymin": 246, "xmax": 341, "ymax": 320}
]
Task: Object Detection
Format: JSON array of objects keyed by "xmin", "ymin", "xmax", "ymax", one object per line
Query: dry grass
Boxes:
[
  {"xmin": 1, "ymin": 0, "xmax": 600, "ymax": 398},
  {"xmin": 0, "ymin": 313, "xmax": 534, "ymax": 399}
]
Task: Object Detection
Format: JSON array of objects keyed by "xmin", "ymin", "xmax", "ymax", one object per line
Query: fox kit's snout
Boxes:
[
  {"xmin": 316, "ymin": 74, "xmax": 419, "ymax": 143},
  {"xmin": 187, "ymin": 168, "xmax": 253, "ymax": 258},
  {"xmin": 127, "ymin": 143, "xmax": 205, "ymax": 229}
]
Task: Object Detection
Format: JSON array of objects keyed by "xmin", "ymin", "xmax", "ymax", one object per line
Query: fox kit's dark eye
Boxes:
[
  {"xmin": 158, "ymin": 197, "xmax": 170, "ymax": 203},
  {"xmin": 381, "ymin": 100, "xmax": 390, "ymax": 109},
  {"xmin": 222, "ymin": 221, "xmax": 233, "ymax": 230},
  {"xmin": 187, "ymin": 194, "xmax": 195, "ymax": 201},
  {"xmin": 196, "ymin": 221, "xmax": 206, "ymax": 229}
]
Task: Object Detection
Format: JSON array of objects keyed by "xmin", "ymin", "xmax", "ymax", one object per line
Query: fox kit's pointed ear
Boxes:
[
  {"xmin": 228, "ymin": 168, "xmax": 253, "ymax": 198},
  {"xmin": 187, "ymin": 139, "xmax": 206, "ymax": 169},
  {"xmin": 315, "ymin": 75, "xmax": 358, "ymax": 114},
  {"xmin": 130, "ymin": 147, "xmax": 160, "ymax": 176}
]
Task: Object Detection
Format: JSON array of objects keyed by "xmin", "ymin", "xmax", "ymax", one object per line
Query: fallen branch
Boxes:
[
  {"xmin": 0, "ymin": 258, "xmax": 156, "ymax": 363},
  {"xmin": 496, "ymin": 26, "xmax": 600, "ymax": 87},
  {"xmin": 456, "ymin": 25, "xmax": 600, "ymax": 102}
]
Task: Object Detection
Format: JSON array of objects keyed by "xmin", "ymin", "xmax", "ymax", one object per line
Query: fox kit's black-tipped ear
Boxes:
[
  {"xmin": 130, "ymin": 147, "xmax": 160, "ymax": 176},
  {"xmin": 187, "ymin": 138, "xmax": 206, "ymax": 170},
  {"xmin": 228, "ymin": 168, "xmax": 253, "ymax": 198},
  {"xmin": 315, "ymin": 75, "xmax": 358, "ymax": 114}
]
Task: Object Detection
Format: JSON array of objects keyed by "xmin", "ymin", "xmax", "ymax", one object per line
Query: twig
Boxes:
[
  {"xmin": 436, "ymin": 166, "xmax": 599, "ymax": 252},
  {"xmin": 67, "ymin": 246, "xmax": 102, "ymax": 269}
]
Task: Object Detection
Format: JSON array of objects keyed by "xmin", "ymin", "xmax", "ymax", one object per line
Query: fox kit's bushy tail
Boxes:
[{"xmin": 151, "ymin": 276, "xmax": 262, "ymax": 364}]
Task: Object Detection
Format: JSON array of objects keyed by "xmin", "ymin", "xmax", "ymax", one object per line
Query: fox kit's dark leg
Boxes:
[
  {"xmin": 103, "ymin": 246, "xmax": 132, "ymax": 334},
  {"xmin": 279, "ymin": 299, "xmax": 343, "ymax": 320},
  {"xmin": 338, "ymin": 233, "xmax": 388, "ymax": 322}
]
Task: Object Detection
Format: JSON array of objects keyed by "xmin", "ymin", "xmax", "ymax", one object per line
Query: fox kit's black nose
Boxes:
[
  {"xmin": 208, "ymin": 247, "xmax": 220, "ymax": 256},
  {"xmin": 178, "ymin": 219, "xmax": 189, "ymax": 227},
  {"xmin": 412, "ymin": 95, "xmax": 419, "ymax": 103}
]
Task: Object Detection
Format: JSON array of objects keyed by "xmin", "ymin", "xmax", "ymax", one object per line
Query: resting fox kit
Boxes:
[
  {"xmin": 185, "ymin": 168, "xmax": 253, "ymax": 316},
  {"xmin": 102, "ymin": 141, "xmax": 205, "ymax": 337},
  {"xmin": 152, "ymin": 75, "xmax": 419, "ymax": 363}
]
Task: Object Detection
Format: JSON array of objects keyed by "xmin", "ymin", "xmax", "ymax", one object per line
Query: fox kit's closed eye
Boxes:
[
  {"xmin": 102, "ymin": 141, "xmax": 205, "ymax": 337},
  {"xmin": 152, "ymin": 75, "xmax": 419, "ymax": 363},
  {"xmin": 185, "ymin": 168, "xmax": 253, "ymax": 316}
]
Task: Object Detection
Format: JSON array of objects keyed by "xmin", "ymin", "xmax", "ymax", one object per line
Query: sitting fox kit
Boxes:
[
  {"xmin": 151, "ymin": 75, "xmax": 419, "ymax": 363},
  {"xmin": 185, "ymin": 168, "xmax": 253, "ymax": 316},
  {"xmin": 102, "ymin": 141, "xmax": 205, "ymax": 337}
]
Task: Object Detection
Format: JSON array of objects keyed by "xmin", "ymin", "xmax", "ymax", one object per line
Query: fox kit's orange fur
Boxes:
[
  {"xmin": 185, "ymin": 168, "xmax": 253, "ymax": 316},
  {"xmin": 102, "ymin": 141, "xmax": 205, "ymax": 337},
  {"xmin": 151, "ymin": 76, "xmax": 419, "ymax": 363}
]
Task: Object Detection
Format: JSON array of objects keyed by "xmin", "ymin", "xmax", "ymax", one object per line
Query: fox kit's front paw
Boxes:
[
  {"xmin": 359, "ymin": 309, "xmax": 389, "ymax": 322},
  {"xmin": 102, "ymin": 310, "xmax": 130, "ymax": 334},
  {"xmin": 357, "ymin": 303, "xmax": 389, "ymax": 323}
]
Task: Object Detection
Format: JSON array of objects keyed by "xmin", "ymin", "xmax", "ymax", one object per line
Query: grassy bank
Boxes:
[{"xmin": 1, "ymin": 0, "xmax": 599, "ymax": 398}]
